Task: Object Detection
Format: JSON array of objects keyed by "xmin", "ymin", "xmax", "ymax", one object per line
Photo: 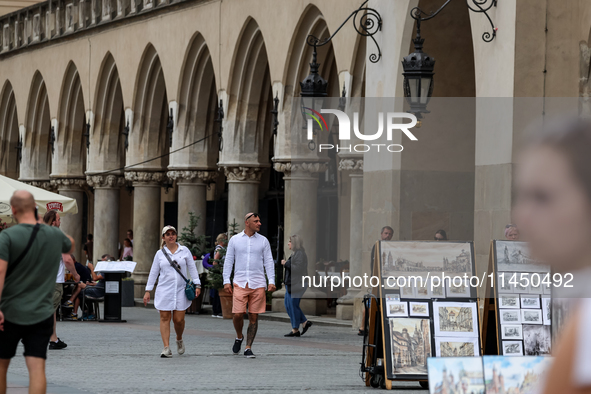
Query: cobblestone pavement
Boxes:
[{"xmin": 6, "ymin": 307, "xmax": 427, "ymax": 393}]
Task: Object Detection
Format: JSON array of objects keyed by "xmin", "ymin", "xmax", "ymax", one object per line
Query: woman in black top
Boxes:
[{"xmin": 281, "ymin": 235, "xmax": 312, "ymax": 337}]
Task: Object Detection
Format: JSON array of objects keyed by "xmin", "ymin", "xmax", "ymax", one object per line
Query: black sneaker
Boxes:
[
  {"xmin": 49, "ymin": 338, "xmax": 67, "ymax": 349},
  {"xmin": 302, "ymin": 321, "xmax": 313, "ymax": 335},
  {"xmin": 244, "ymin": 348, "xmax": 256, "ymax": 358},
  {"xmin": 232, "ymin": 337, "xmax": 243, "ymax": 354}
]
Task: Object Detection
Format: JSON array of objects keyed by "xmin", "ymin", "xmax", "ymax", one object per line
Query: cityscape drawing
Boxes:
[
  {"xmin": 435, "ymin": 338, "xmax": 479, "ymax": 357},
  {"xmin": 495, "ymin": 241, "xmax": 550, "ymax": 273},
  {"xmin": 381, "ymin": 242, "xmax": 472, "ymax": 277},
  {"xmin": 434, "ymin": 302, "xmax": 478, "ymax": 337},
  {"xmin": 389, "ymin": 318, "xmax": 432, "ymax": 375},
  {"xmin": 523, "ymin": 325, "xmax": 551, "ymax": 356}
]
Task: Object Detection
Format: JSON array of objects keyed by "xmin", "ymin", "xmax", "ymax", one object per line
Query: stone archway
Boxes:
[
  {"xmin": 54, "ymin": 61, "xmax": 88, "ymax": 261},
  {"xmin": 87, "ymin": 52, "xmax": 127, "ymax": 262},
  {"xmin": 221, "ymin": 17, "xmax": 274, "ymax": 229},
  {"xmin": 128, "ymin": 43, "xmax": 169, "ymax": 295},
  {"xmin": 0, "ymin": 81, "xmax": 19, "ymax": 179},
  {"xmin": 21, "ymin": 71, "xmax": 51, "ymax": 185},
  {"xmin": 170, "ymin": 32, "xmax": 220, "ymax": 236}
]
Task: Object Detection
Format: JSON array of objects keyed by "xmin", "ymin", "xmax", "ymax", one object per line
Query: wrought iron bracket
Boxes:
[
  {"xmin": 306, "ymin": 0, "xmax": 383, "ymax": 63},
  {"xmin": 215, "ymin": 99, "xmax": 224, "ymax": 152},
  {"xmin": 16, "ymin": 136, "xmax": 22, "ymax": 164},
  {"xmin": 271, "ymin": 93, "xmax": 279, "ymax": 138},
  {"xmin": 410, "ymin": 0, "xmax": 498, "ymax": 43},
  {"xmin": 122, "ymin": 119, "xmax": 130, "ymax": 151},
  {"xmin": 83, "ymin": 118, "xmax": 91, "ymax": 153},
  {"xmin": 49, "ymin": 126, "xmax": 55, "ymax": 155},
  {"xmin": 166, "ymin": 108, "xmax": 174, "ymax": 147}
]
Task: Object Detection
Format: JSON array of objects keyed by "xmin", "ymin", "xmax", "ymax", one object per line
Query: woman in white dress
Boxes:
[{"xmin": 143, "ymin": 225, "xmax": 201, "ymax": 358}]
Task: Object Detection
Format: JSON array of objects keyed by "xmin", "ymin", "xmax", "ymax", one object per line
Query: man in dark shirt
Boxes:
[{"xmin": 0, "ymin": 190, "xmax": 75, "ymax": 394}]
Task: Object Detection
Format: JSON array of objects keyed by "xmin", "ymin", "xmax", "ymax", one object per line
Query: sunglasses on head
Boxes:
[{"xmin": 246, "ymin": 213, "xmax": 259, "ymax": 221}]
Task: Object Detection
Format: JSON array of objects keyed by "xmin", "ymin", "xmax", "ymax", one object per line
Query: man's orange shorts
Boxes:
[{"xmin": 232, "ymin": 283, "xmax": 266, "ymax": 314}]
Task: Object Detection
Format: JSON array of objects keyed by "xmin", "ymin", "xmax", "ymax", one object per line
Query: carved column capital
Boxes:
[
  {"xmin": 22, "ymin": 180, "xmax": 56, "ymax": 192},
  {"xmin": 273, "ymin": 161, "xmax": 327, "ymax": 178},
  {"xmin": 86, "ymin": 174, "xmax": 125, "ymax": 188},
  {"xmin": 124, "ymin": 171, "xmax": 165, "ymax": 185},
  {"xmin": 50, "ymin": 177, "xmax": 87, "ymax": 190},
  {"xmin": 222, "ymin": 166, "xmax": 263, "ymax": 183},
  {"xmin": 167, "ymin": 170, "xmax": 219, "ymax": 184},
  {"xmin": 338, "ymin": 158, "xmax": 364, "ymax": 173}
]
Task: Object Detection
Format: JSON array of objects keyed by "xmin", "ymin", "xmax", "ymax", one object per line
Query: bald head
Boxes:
[{"xmin": 10, "ymin": 190, "xmax": 36, "ymax": 215}]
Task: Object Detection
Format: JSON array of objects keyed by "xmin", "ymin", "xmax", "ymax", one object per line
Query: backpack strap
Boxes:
[
  {"xmin": 161, "ymin": 247, "xmax": 189, "ymax": 283},
  {"xmin": 6, "ymin": 223, "xmax": 41, "ymax": 278}
]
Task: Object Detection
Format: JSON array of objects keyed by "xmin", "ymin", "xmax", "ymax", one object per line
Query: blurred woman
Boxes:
[
  {"xmin": 120, "ymin": 238, "xmax": 133, "ymax": 260},
  {"xmin": 513, "ymin": 118, "xmax": 591, "ymax": 393},
  {"xmin": 281, "ymin": 234, "xmax": 312, "ymax": 337},
  {"xmin": 143, "ymin": 226, "xmax": 201, "ymax": 358}
]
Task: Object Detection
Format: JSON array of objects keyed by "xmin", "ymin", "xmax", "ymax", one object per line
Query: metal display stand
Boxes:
[
  {"xmin": 99, "ymin": 271, "xmax": 126, "ymax": 323},
  {"xmin": 362, "ymin": 241, "xmax": 481, "ymax": 390},
  {"xmin": 94, "ymin": 261, "xmax": 137, "ymax": 324}
]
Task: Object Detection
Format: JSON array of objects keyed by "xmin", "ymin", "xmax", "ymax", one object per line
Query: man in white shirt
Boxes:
[{"xmin": 223, "ymin": 213, "xmax": 276, "ymax": 358}]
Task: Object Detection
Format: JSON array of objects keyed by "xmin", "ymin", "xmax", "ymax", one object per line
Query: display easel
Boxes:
[
  {"xmin": 482, "ymin": 240, "xmax": 553, "ymax": 356},
  {"xmin": 479, "ymin": 242, "xmax": 496, "ymax": 354},
  {"xmin": 363, "ymin": 241, "xmax": 481, "ymax": 390}
]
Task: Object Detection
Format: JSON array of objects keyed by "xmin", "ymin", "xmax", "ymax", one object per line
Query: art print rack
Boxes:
[
  {"xmin": 366, "ymin": 240, "xmax": 482, "ymax": 389},
  {"xmin": 482, "ymin": 240, "xmax": 553, "ymax": 356}
]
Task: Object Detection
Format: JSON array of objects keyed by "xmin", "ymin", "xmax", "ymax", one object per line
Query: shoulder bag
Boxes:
[
  {"xmin": 6, "ymin": 223, "xmax": 41, "ymax": 278},
  {"xmin": 161, "ymin": 247, "xmax": 197, "ymax": 301}
]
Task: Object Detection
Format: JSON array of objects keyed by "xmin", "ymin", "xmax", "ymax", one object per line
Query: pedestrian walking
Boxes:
[
  {"xmin": 202, "ymin": 233, "xmax": 228, "ymax": 318},
  {"xmin": 281, "ymin": 234, "xmax": 312, "ymax": 337},
  {"xmin": 43, "ymin": 210, "xmax": 80, "ymax": 349},
  {"xmin": 143, "ymin": 226, "xmax": 201, "ymax": 358},
  {"xmin": 0, "ymin": 190, "xmax": 75, "ymax": 394},
  {"xmin": 223, "ymin": 213, "xmax": 276, "ymax": 358}
]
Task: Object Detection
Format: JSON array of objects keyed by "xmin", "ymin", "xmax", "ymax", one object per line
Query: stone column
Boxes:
[
  {"xmin": 52, "ymin": 178, "xmax": 87, "ymax": 261},
  {"xmin": 87, "ymin": 175, "xmax": 124, "ymax": 261},
  {"xmin": 223, "ymin": 166, "xmax": 262, "ymax": 230},
  {"xmin": 125, "ymin": 171, "xmax": 164, "ymax": 297},
  {"xmin": 167, "ymin": 170, "xmax": 218, "ymax": 237},
  {"xmin": 273, "ymin": 161, "xmax": 327, "ymax": 316},
  {"xmin": 336, "ymin": 159, "xmax": 364, "ymax": 321}
]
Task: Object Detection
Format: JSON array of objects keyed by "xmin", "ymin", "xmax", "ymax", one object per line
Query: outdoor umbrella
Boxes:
[{"xmin": 0, "ymin": 174, "xmax": 78, "ymax": 223}]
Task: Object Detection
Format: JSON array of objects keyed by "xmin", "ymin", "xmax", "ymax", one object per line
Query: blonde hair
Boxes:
[
  {"xmin": 289, "ymin": 234, "xmax": 304, "ymax": 251},
  {"xmin": 216, "ymin": 233, "xmax": 228, "ymax": 245}
]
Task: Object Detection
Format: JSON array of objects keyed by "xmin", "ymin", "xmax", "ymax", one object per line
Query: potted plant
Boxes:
[
  {"xmin": 208, "ymin": 220, "xmax": 239, "ymax": 318},
  {"xmin": 178, "ymin": 212, "xmax": 209, "ymax": 314}
]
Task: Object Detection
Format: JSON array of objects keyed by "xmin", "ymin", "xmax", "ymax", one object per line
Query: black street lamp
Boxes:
[
  {"xmin": 301, "ymin": 0, "xmax": 382, "ymax": 150},
  {"xmin": 300, "ymin": 46, "xmax": 328, "ymax": 151},
  {"xmin": 401, "ymin": 19, "xmax": 435, "ymax": 121},
  {"xmin": 402, "ymin": 0, "xmax": 497, "ymax": 122}
]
